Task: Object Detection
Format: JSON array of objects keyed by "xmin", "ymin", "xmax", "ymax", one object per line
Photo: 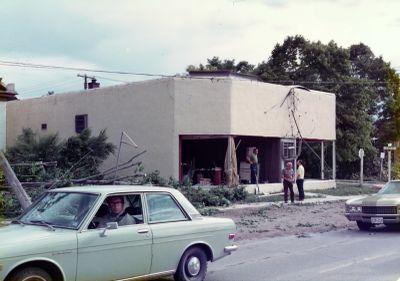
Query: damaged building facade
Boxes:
[
  {"xmin": 3, "ymin": 72, "xmax": 336, "ymax": 193},
  {"xmin": 0, "ymin": 79, "xmax": 17, "ymax": 150}
]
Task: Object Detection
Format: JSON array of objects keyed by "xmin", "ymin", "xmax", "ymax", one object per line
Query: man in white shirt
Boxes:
[{"xmin": 296, "ymin": 160, "xmax": 305, "ymax": 201}]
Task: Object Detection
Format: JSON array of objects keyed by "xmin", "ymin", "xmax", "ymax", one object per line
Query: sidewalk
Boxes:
[{"xmin": 219, "ymin": 192, "xmax": 365, "ymax": 211}]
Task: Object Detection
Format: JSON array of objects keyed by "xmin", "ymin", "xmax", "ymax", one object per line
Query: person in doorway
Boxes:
[
  {"xmin": 296, "ymin": 160, "xmax": 305, "ymax": 201},
  {"xmin": 282, "ymin": 162, "xmax": 295, "ymax": 203},
  {"xmin": 247, "ymin": 148, "xmax": 258, "ymax": 184}
]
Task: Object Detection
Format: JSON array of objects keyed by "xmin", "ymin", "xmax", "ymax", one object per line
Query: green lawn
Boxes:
[{"xmin": 308, "ymin": 183, "xmax": 378, "ymax": 196}]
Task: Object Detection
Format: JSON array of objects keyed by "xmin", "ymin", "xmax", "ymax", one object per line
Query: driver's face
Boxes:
[{"xmin": 109, "ymin": 197, "xmax": 124, "ymax": 214}]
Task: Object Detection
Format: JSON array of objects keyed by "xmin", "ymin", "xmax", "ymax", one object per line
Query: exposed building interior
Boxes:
[{"xmin": 179, "ymin": 135, "xmax": 282, "ymax": 185}]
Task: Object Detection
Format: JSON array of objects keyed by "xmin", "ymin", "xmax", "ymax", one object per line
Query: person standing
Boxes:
[
  {"xmin": 247, "ymin": 148, "xmax": 258, "ymax": 184},
  {"xmin": 296, "ymin": 160, "xmax": 305, "ymax": 201},
  {"xmin": 282, "ymin": 162, "xmax": 295, "ymax": 203}
]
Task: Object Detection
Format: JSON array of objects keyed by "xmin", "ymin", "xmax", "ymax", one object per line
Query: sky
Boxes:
[{"xmin": 1, "ymin": 0, "xmax": 400, "ymax": 99}]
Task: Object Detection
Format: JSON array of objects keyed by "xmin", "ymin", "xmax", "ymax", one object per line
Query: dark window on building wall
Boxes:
[
  {"xmin": 41, "ymin": 123, "xmax": 47, "ymax": 130},
  {"xmin": 75, "ymin": 114, "xmax": 88, "ymax": 133}
]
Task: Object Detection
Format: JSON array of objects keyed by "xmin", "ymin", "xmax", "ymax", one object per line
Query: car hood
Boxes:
[
  {"xmin": 346, "ymin": 194, "xmax": 400, "ymax": 206},
  {"xmin": 361, "ymin": 194, "xmax": 400, "ymax": 206},
  {"xmin": 0, "ymin": 224, "xmax": 77, "ymax": 259}
]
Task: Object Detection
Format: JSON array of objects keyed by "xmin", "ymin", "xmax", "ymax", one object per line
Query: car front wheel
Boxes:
[
  {"xmin": 356, "ymin": 220, "xmax": 372, "ymax": 231},
  {"xmin": 8, "ymin": 267, "xmax": 53, "ymax": 281},
  {"xmin": 175, "ymin": 247, "xmax": 208, "ymax": 281}
]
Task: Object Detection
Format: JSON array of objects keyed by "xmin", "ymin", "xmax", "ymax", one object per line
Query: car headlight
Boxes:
[{"xmin": 346, "ymin": 205, "xmax": 362, "ymax": 213}]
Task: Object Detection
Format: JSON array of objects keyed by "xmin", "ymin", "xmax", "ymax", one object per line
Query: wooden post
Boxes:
[{"xmin": 0, "ymin": 151, "xmax": 31, "ymax": 209}]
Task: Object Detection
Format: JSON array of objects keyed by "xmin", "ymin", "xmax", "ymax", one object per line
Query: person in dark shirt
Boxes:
[
  {"xmin": 282, "ymin": 162, "xmax": 295, "ymax": 203},
  {"xmin": 247, "ymin": 148, "xmax": 259, "ymax": 184}
]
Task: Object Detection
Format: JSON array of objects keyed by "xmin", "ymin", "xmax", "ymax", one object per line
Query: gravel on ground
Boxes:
[{"xmin": 212, "ymin": 200, "xmax": 356, "ymax": 241}]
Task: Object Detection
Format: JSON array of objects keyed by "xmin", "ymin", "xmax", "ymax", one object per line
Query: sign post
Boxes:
[
  {"xmin": 379, "ymin": 152, "xmax": 385, "ymax": 180},
  {"xmin": 384, "ymin": 144, "xmax": 397, "ymax": 181},
  {"xmin": 359, "ymin": 148, "xmax": 364, "ymax": 186}
]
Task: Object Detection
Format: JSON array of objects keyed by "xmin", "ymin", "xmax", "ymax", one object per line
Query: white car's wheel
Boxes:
[
  {"xmin": 175, "ymin": 247, "xmax": 208, "ymax": 281},
  {"xmin": 8, "ymin": 267, "xmax": 52, "ymax": 281}
]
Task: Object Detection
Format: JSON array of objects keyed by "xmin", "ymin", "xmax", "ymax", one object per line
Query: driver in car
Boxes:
[{"xmin": 97, "ymin": 196, "xmax": 137, "ymax": 228}]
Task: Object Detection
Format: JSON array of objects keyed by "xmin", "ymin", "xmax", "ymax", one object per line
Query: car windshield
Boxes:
[
  {"xmin": 20, "ymin": 192, "xmax": 99, "ymax": 229},
  {"xmin": 378, "ymin": 181, "xmax": 400, "ymax": 195}
]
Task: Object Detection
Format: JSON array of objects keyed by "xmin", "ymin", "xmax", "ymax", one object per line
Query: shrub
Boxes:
[
  {"xmin": 0, "ymin": 186, "xmax": 46, "ymax": 218},
  {"xmin": 177, "ymin": 185, "xmax": 248, "ymax": 209},
  {"xmin": 139, "ymin": 170, "xmax": 168, "ymax": 186},
  {"xmin": 6, "ymin": 128, "xmax": 115, "ymax": 181}
]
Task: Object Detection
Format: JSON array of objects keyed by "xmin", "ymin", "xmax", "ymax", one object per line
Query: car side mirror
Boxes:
[{"xmin": 101, "ymin": 222, "xmax": 118, "ymax": 237}]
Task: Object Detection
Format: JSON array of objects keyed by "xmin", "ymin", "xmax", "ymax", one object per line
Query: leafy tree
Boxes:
[
  {"xmin": 188, "ymin": 36, "xmax": 400, "ymax": 178},
  {"xmin": 58, "ymin": 129, "xmax": 116, "ymax": 179},
  {"xmin": 6, "ymin": 128, "xmax": 61, "ymax": 163},
  {"xmin": 6, "ymin": 128, "xmax": 115, "ymax": 181},
  {"xmin": 187, "ymin": 56, "xmax": 255, "ymax": 74}
]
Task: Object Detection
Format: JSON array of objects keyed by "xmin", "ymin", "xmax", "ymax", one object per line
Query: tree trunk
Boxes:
[{"xmin": 0, "ymin": 151, "xmax": 32, "ymax": 210}]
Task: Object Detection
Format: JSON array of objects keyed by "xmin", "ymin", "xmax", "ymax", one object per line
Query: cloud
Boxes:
[{"xmin": 1, "ymin": 0, "xmax": 399, "ymax": 98}]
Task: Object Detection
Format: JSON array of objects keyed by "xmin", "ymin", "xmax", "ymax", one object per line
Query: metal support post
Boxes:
[{"xmin": 321, "ymin": 141, "xmax": 324, "ymax": 180}]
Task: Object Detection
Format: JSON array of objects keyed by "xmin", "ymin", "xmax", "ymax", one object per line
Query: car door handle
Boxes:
[{"xmin": 137, "ymin": 229, "xmax": 149, "ymax": 234}]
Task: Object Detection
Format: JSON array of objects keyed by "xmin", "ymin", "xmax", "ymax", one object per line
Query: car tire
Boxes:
[
  {"xmin": 356, "ymin": 220, "xmax": 372, "ymax": 231},
  {"xmin": 8, "ymin": 267, "xmax": 53, "ymax": 281},
  {"xmin": 174, "ymin": 247, "xmax": 208, "ymax": 281}
]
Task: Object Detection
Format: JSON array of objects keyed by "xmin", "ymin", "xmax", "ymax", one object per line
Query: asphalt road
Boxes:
[{"xmin": 205, "ymin": 227, "xmax": 400, "ymax": 281}]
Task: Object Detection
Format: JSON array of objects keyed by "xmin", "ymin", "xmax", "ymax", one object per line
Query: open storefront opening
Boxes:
[{"xmin": 179, "ymin": 135, "xmax": 283, "ymax": 185}]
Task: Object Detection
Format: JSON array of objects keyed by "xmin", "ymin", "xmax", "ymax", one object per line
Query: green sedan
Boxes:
[
  {"xmin": 0, "ymin": 185, "xmax": 237, "ymax": 281},
  {"xmin": 345, "ymin": 180, "xmax": 400, "ymax": 230}
]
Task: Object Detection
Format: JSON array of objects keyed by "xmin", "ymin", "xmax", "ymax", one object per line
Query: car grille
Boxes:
[{"xmin": 362, "ymin": 206, "xmax": 398, "ymax": 214}]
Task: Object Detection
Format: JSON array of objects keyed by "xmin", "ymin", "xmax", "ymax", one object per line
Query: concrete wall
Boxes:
[
  {"xmin": 6, "ymin": 77, "xmax": 336, "ymax": 180},
  {"xmin": 174, "ymin": 78, "xmax": 232, "ymax": 134},
  {"xmin": 0, "ymin": 103, "xmax": 5, "ymax": 151},
  {"xmin": 6, "ymin": 79, "xmax": 176, "ymax": 178},
  {"xmin": 230, "ymin": 81, "xmax": 336, "ymax": 140},
  {"xmin": 173, "ymin": 78, "xmax": 335, "ymax": 139}
]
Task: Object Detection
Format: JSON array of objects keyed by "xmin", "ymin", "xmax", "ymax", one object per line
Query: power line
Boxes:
[
  {"xmin": 93, "ymin": 75, "xmax": 130, "ymax": 83},
  {"xmin": 263, "ymin": 80, "xmax": 393, "ymax": 85},
  {"xmin": 1, "ymin": 59, "xmax": 397, "ymax": 87},
  {"xmin": 0, "ymin": 60, "xmax": 173, "ymax": 78},
  {"xmin": 20, "ymin": 78, "xmax": 78, "ymax": 94}
]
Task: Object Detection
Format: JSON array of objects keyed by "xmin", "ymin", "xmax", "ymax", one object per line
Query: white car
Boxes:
[{"xmin": 0, "ymin": 185, "xmax": 237, "ymax": 281}]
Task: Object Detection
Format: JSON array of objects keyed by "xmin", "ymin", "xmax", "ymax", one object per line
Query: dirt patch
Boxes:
[{"xmin": 213, "ymin": 200, "xmax": 356, "ymax": 241}]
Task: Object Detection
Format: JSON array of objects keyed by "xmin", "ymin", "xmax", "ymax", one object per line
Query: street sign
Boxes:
[
  {"xmin": 384, "ymin": 146, "xmax": 396, "ymax": 150},
  {"xmin": 384, "ymin": 143, "xmax": 396, "ymax": 182},
  {"xmin": 380, "ymin": 152, "xmax": 385, "ymax": 159},
  {"xmin": 358, "ymin": 148, "xmax": 364, "ymax": 158}
]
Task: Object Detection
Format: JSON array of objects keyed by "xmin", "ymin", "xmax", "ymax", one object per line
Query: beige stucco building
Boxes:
[
  {"xmin": 0, "ymin": 79, "xmax": 17, "ymax": 151},
  {"xmin": 3, "ymin": 73, "xmax": 336, "ymax": 190}
]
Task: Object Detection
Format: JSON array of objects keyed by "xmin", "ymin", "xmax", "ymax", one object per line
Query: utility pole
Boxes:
[
  {"xmin": 77, "ymin": 74, "xmax": 100, "ymax": 90},
  {"xmin": 0, "ymin": 151, "xmax": 31, "ymax": 209},
  {"xmin": 384, "ymin": 143, "xmax": 397, "ymax": 181},
  {"xmin": 77, "ymin": 74, "xmax": 90, "ymax": 90}
]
